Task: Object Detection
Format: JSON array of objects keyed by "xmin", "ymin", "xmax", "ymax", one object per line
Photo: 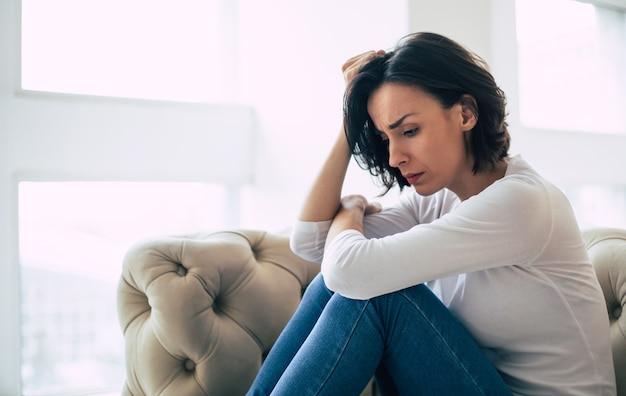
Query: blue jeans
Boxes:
[{"xmin": 247, "ymin": 273, "xmax": 511, "ymax": 396}]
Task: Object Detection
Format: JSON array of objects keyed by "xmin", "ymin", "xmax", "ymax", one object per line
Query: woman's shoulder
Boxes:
[
  {"xmin": 492, "ymin": 155, "xmax": 557, "ymax": 202},
  {"xmin": 472, "ymin": 155, "xmax": 563, "ymax": 229}
]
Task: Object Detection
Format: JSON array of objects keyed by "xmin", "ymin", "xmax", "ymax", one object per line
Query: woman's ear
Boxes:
[{"xmin": 459, "ymin": 94, "xmax": 478, "ymax": 131}]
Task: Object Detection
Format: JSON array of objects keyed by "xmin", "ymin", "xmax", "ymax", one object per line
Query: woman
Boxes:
[{"xmin": 247, "ymin": 32, "xmax": 615, "ymax": 395}]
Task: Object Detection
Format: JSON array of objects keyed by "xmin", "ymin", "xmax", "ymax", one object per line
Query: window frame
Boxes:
[
  {"xmin": 18, "ymin": 0, "xmax": 241, "ymax": 104},
  {"xmin": 2, "ymin": 1, "xmax": 253, "ymax": 394},
  {"xmin": 491, "ymin": 0, "xmax": 626, "ymax": 188},
  {"xmin": 578, "ymin": 0, "xmax": 626, "ymax": 12}
]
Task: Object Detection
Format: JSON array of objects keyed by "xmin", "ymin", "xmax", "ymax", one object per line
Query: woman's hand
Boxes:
[
  {"xmin": 325, "ymin": 195, "xmax": 382, "ymax": 245},
  {"xmin": 342, "ymin": 50, "xmax": 385, "ymax": 87},
  {"xmin": 339, "ymin": 194, "xmax": 383, "ymax": 216}
]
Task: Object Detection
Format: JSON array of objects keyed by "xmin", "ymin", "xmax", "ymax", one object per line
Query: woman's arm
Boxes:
[
  {"xmin": 321, "ymin": 176, "xmax": 553, "ymax": 299},
  {"xmin": 326, "ymin": 194, "xmax": 381, "ymax": 244},
  {"xmin": 292, "ymin": 50, "xmax": 386, "ymax": 261},
  {"xmin": 297, "ymin": 50, "xmax": 384, "ymax": 223},
  {"xmin": 297, "ymin": 129, "xmax": 352, "ymax": 222}
]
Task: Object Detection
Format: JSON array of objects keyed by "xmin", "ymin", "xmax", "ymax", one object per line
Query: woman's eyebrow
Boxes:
[{"xmin": 388, "ymin": 114, "xmax": 414, "ymax": 130}]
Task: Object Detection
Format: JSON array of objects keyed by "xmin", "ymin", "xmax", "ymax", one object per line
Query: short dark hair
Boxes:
[{"xmin": 344, "ymin": 32, "xmax": 510, "ymax": 193}]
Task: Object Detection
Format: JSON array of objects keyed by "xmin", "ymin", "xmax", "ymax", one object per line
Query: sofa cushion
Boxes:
[
  {"xmin": 117, "ymin": 229, "xmax": 320, "ymax": 395},
  {"xmin": 583, "ymin": 227, "xmax": 626, "ymax": 395}
]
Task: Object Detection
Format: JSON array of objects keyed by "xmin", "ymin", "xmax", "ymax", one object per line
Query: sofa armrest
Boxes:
[
  {"xmin": 583, "ymin": 227, "xmax": 626, "ymax": 395},
  {"xmin": 117, "ymin": 229, "xmax": 320, "ymax": 396}
]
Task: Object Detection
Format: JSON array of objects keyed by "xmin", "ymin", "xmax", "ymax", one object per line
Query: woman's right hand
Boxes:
[{"xmin": 341, "ymin": 50, "xmax": 385, "ymax": 87}]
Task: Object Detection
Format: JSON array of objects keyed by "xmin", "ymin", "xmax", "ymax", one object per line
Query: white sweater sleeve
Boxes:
[
  {"xmin": 289, "ymin": 220, "xmax": 332, "ymax": 263},
  {"xmin": 289, "ymin": 189, "xmax": 459, "ymax": 263},
  {"xmin": 322, "ymin": 175, "xmax": 554, "ymax": 299}
]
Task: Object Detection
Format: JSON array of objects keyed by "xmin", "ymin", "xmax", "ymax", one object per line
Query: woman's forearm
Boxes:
[
  {"xmin": 298, "ymin": 50, "xmax": 383, "ymax": 223},
  {"xmin": 297, "ymin": 129, "xmax": 352, "ymax": 222},
  {"xmin": 326, "ymin": 204, "xmax": 365, "ymax": 243}
]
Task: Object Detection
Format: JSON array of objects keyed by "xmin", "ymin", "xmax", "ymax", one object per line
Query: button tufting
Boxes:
[
  {"xmin": 184, "ymin": 359, "xmax": 196, "ymax": 371},
  {"xmin": 614, "ymin": 305, "xmax": 622, "ymax": 319},
  {"xmin": 176, "ymin": 264, "xmax": 188, "ymax": 276}
]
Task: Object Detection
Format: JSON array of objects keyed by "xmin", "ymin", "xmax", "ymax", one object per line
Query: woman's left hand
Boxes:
[
  {"xmin": 339, "ymin": 194, "xmax": 382, "ymax": 216},
  {"xmin": 325, "ymin": 195, "xmax": 382, "ymax": 246}
]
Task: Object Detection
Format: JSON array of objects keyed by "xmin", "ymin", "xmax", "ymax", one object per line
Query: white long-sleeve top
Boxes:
[{"xmin": 290, "ymin": 155, "xmax": 616, "ymax": 395}]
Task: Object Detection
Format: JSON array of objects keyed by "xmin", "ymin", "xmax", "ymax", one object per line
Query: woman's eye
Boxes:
[{"xmin": 404, "ymin": 128, "xmax": 419, "ymax": 137}]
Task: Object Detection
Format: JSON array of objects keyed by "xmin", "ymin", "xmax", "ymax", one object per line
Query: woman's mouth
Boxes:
[{"xmin": 403, "ymin": 172, "xmax": 424, "ymax": 184}]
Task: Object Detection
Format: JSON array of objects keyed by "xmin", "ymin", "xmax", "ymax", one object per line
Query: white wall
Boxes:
[
  {"xmin": 1, "ymin": 2, "xmax": 25, "ymax": 392},
  {"xmin": 235, "ymin": 0, "xmax": 411, "ymax": 229},
  {"xmin": 408, "ymin": 0, "xmax": 626, "ymax": 188},
  {"xmin": 490, "ymin": 0, "xmax": 626, "ymax": 187},
  {"xmin": 409, "ymin": 0, "xmax": 494, "ymax": 64},
  {"xmin": 1, "ymin": 1, "xmax": 256, "ymax": 393},
  {"xmin": 0, "ymin": 0, "xmax": 409, "ymax": 394}
]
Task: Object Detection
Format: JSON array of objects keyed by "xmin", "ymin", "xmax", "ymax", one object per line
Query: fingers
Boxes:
[
  {"xmin": 364, "ymin": 201, "xmax": 383, "ymax": 215},
  {"xmin": 342, "ymin": 49, "xmax": 385, "ymax": 86},
  {"xmin": 341, "ymin": 50, "xmax": 375, "ymax": 73},
  {"xmin": 340, "ymin": 194, "xmax": 368, "ymax": 210},
  {"xmin": 340, "ymin": 194, "xmax": 382, "ymax": 215},
  {"xmin": 342, "ymin": 49, "xmax": 385, "ymax": 72}
]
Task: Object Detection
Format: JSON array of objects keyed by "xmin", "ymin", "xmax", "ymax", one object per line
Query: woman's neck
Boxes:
[{"xmin": 452, "ymin": 160, "xmax": 509, "ymax": 201}]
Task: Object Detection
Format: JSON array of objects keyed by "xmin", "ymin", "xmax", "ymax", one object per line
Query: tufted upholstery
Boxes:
[
  {"xmin": 117, "ymin": 229, "xmax": 321, "ymax": 395},
  {"xmin": 118, "ymin": 228, "xmax": 626, "ymax": 396},
  {"xmin": 582, "ymin": 228, "xmax": 626, "ymax": 395}
]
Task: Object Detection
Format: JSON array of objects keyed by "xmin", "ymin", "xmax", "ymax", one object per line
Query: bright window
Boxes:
[
  {"xmin": 515, "ymin": 0, "xmax": 626, "ymax": 135},
  {"xmin": 21, "ymin": 0, "xmax": 234, "ymax": 103},
  {"xmin": 19, "ymin": 182, "xmax": 229, "ymax": 395},
  {"xmin": 515, "ymin": 0, "xmax": 626, "ymax": 230},
  {"xmin": 563, "ymin": 184, "xmax": 626, "ymax": 229}
]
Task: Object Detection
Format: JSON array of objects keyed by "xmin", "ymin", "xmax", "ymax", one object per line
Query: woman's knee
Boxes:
[{"xmin": 301, "ymin": 273, "xmax": 334, "ymax": 304}]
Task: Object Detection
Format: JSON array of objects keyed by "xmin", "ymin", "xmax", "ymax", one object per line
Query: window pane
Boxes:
[
  {"xmin": 562, "ymin": 184, "xmax": 626, "ymax": 229},
  {"xmin": 19, "ymin": 182, "xmax": 228, "ymax": 395},
  {"xmin": 21, "ymin": 0, "xmax": 228, "ymax": 103},
  {"xmin": 515, "ymin": 0, "xmax": 626, "ymax": 134}
]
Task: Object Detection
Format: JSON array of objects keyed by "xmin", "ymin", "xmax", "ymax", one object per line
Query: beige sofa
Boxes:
[{"xmin": 117, "ymin": 227, "xmax": 626, "ymax": 395}]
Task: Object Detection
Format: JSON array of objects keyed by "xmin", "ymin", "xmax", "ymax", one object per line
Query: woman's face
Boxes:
[{"xmin": 367, "ymin": 82, "xmax": 476, "ymax": 197}]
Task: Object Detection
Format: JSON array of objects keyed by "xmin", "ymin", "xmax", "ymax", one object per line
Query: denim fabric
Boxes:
[{"xmin": 247, "ymin": 274, "xmax": 511, "ymax": 396}]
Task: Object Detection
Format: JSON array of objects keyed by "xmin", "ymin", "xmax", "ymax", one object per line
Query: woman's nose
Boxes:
[{"xmin": 388, "ymin": 139, "xmax": 407, "ymax": 168}]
